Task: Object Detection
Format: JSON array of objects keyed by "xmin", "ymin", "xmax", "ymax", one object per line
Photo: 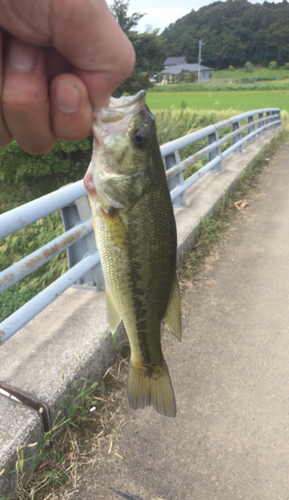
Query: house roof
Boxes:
[
  {"xmin": 164, "ymin": 57, "xmax": 187, "ymax": 66},
  {"xmin": 162, "ymin": 64, "xmax": 211, "ymax": 75}
]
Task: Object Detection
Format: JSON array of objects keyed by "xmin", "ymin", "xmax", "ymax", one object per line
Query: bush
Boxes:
[
  {"xmin": 188, "ymin": 72, "xmax": 195, "ymax": 82},
  {"xmin": 179, "ymin": 69, "xmax": 185, "ymax": 82},
  {"xmin": 283, "ymin": 62, "xmax": 289, "ymax": 70},
  {"xmin": 268, "ymin": 61, "xmax": 277, "ymax": 70},
  {"xmin": 229, "ymin": 65, "xmax": 235, "ymax": 71},
  {"xmin": 0, "ymin": 138, "xmax": 92, "ymax": 188},
  {"xmin": 112, "ymin": 70, "xmax": 153, "ymax": 97},
  {"xmin": 244, "ymin": 61, "xmax": 253, "ymax": 73}
]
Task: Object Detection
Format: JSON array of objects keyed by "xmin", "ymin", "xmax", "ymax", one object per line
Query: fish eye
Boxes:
[{"xmin": 130, "ymin": 127, "xmax": 151, "ymax": 150}]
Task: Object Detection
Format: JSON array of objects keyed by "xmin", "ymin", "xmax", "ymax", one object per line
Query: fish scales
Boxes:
[{"xmin": 84, "ymin": 91, "xmax": 181, "ymax": 417}]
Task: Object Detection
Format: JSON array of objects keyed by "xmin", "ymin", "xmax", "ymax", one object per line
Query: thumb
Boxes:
[{"xmin": 50, "ymin": 0, "xmax": 135, "ymax": 108}]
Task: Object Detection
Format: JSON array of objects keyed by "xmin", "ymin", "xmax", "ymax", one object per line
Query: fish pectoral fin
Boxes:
[
  {"xmin": 106, "ymin": 288, "xmax": 122, "ymax": 333},
  {"xmin": 163, "ymin": 273, "xmax": 182, "ymax": 341},
  {"xmin": 127, "ymin": 360, "xmax": 176, "ymax": 418}
]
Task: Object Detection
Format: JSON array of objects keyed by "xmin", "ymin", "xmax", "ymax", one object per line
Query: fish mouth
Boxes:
[
  {"xmin": 92, "ymin": 90, "xmax": 149, "ymax": 148},
  {"xmin": 102, "ymin": 90, "xmax": 146, "ymax": 115},
  {"xmin": 93, "ymin": 90, "xmax": 147, "ymax": 126}
]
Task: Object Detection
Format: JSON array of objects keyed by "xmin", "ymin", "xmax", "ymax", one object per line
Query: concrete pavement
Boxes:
[{"xmin": 60, "ymin": 141, "xmax": 289, "ymax": 499}]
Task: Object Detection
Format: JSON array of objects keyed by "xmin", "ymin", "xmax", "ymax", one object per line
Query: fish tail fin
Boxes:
[{"xmin": 127, "ymin": 360, "xmax": 176, "ymax": 418}]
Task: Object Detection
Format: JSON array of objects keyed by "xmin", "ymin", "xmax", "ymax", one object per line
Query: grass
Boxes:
[
  {"xmin": 0, "ymin": 208, "xmax": 67, "ymax": 321},
  {"xmin": 147, "ymin": 91, "xmax": 289, "ymax": 114},
  {"xmin": 0, "ymin": 179, "xmax": 67, "ymax": 322},
  {"xmin": 148, "ymin": 81, "xmax": 289, "ymax": 93},
  {"xmin": 11, "ymin": 356, "xmax": 130, "ymax": 500},
  {"xmin": 213, "ymin": 67, "xmax": 289, "ymax": 81}
]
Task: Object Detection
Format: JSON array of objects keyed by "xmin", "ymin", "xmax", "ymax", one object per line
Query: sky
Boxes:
[{"xmin": 107, "ymin": 0, "xmax": 284, "ymax": 33}]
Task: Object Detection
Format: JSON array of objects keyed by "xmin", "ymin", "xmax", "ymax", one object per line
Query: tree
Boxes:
[
  {"xmin": 244, "ymin": 61, "xmax": 253, "ymax": 73},
  {"xmin": 160, "ymin": 0, "xmax": 289, "ymax": 69},
  {"xmin": 130, "ymin": 28, "xmax": 165, "ymax": 73},
  {"xmin": 110, "ymin": 0, "xmax": 165, "ymax": 95},
  {"xmin": 110, "ymin": 0, "xmax": 144, "ymax": 34},
  {"xmin": 268, "ymin": 61, "xmax": 277, "ymax": 70}
]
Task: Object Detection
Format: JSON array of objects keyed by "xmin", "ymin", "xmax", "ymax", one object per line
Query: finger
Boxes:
[
  {"xmin": 44, "ymin": 47, "xmax": 71, "ymax": 83},
  {"xmin": 50, "ymin": 74, "xmax": 93, "ymax": 141},
  {"xmin": 0, "ymin": 30, "xmax": 12, "ymax": 146},
  {"xmin": 2, "ymin": 36, "xmax": 57, "ymax": 154}
]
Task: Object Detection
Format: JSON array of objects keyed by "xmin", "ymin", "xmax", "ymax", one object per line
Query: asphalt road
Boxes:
[{"xmin": 62, "ymin": 143, "xmax": 289, "ymax": 500}]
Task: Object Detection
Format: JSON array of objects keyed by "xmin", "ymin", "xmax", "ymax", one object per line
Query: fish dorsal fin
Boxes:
[
  {"xmin": 163, "ymin": 273, "xmax": 182, "ymax": 341},
  {"xmin": 106, "ymin": 288, "xmax": 122, "ymax": 333}
]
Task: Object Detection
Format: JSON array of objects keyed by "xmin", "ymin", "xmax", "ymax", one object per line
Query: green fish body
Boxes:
[{"xmin": 84, "ymin": 91, "xmax": 181, "ymax": 417}]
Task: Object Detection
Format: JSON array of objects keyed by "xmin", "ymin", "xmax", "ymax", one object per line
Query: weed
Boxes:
[
  {"xmin": 179, "ymin": 217, "xmax": 230, "ymax": 281},
  {"xmin": 14, "ymin": 412, "xmax": 69, "ymax": 500},
  {"xmin": 62, "ymin": 378, "xmax": 98, "ymax": 427},
  {"xmin": 13, "ymin": 358, "xmax": 129, "ymax": 500}
]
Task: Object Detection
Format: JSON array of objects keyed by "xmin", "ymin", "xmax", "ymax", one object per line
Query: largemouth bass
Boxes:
[{"xmin": 84, "ymin": 90, "xmax": 181, "ymax": 417}]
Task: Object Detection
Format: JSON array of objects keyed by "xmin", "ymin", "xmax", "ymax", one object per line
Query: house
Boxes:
[
  {"xmin": 162, "ymin": 57, "xmax": 211, "ymax": 83},
  {"xmin": 163, "ymin": 57, "xmax": 188, "ymax": 68}
]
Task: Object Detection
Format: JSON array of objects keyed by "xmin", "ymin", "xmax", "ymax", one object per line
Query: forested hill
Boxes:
[{"xmin": 160, "ymin": 0, "xmax": 289, "ymax": 69}]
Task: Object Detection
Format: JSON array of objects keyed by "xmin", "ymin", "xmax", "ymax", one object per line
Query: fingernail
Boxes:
[
  {"xmin": 8, "ymin": 38, "xmax": 37, "ymax": 71},
  {"xmin": 55, "ymin": 80, "xmax": 80, "ymax": 113}
]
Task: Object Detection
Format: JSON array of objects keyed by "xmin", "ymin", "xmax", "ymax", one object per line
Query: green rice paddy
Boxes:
[{"xmin": 146, "ymin": 91, "xmax": 289, "ymax": 114}]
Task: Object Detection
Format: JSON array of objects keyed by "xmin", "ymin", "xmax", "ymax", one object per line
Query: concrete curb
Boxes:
[{"xmin": 0, "ymin": 128, "xmax": 280, "ymax": 498}]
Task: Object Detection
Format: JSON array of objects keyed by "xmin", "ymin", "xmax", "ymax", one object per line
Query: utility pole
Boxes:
[{"xmin": 198, "ymin": 40, "xmax": 205, "ymax": 84}]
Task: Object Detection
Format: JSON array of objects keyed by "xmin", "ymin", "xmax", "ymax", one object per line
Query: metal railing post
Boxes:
[
  {"xmin": 273, "ymin": 110, "xmax": 279, "ymax": 128},
  {"xmin": 232, "ymin": 121, "xmax": 243, "ymax": 153},
  {"xmin": 61, "ymin": 195, "xmax": 105, "ymax": 291},
  {"xmin": 208, "ymin": 131, "xmax": 222, "ymax": 172},
  {"xmin": 164, "ymin": 150, "xmax": 186, "ymax": 207},
  {"xmin": 247, "ymin": 115, "xmax": 256, "ymax": 142},
  {"xmin": 258, "ymin": 113, "xmax": 265, "ymax": 135},
  {"xmin": 266, "ymin": 111, "xmax": 272, "ymax": 130}
]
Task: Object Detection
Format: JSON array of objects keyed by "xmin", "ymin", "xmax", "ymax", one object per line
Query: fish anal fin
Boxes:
[
  {"xmin": 127, "ymin": 360, "xmax": 176, "ymax": 418},
  {"xmin": 106, "ymin": 289, "xmax": 122, "ymax": 333},
  {"xmin": 163, "ymin": 273, "xmax": 182, "ymax": 341}
]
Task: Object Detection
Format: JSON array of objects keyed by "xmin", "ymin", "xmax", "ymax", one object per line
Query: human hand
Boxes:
[{"xmin": 0, "ymin": 0, "xmax": 135, "ymax": 154}]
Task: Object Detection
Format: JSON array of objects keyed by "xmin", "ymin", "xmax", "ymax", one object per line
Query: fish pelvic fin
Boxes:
[
  {"xmin": 127, "ymin": 359, "xmax": 176, "ymax": 418},
  {"xmin": 163, "ymin": 272, "xmax": 182, "ymax": 341}
]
